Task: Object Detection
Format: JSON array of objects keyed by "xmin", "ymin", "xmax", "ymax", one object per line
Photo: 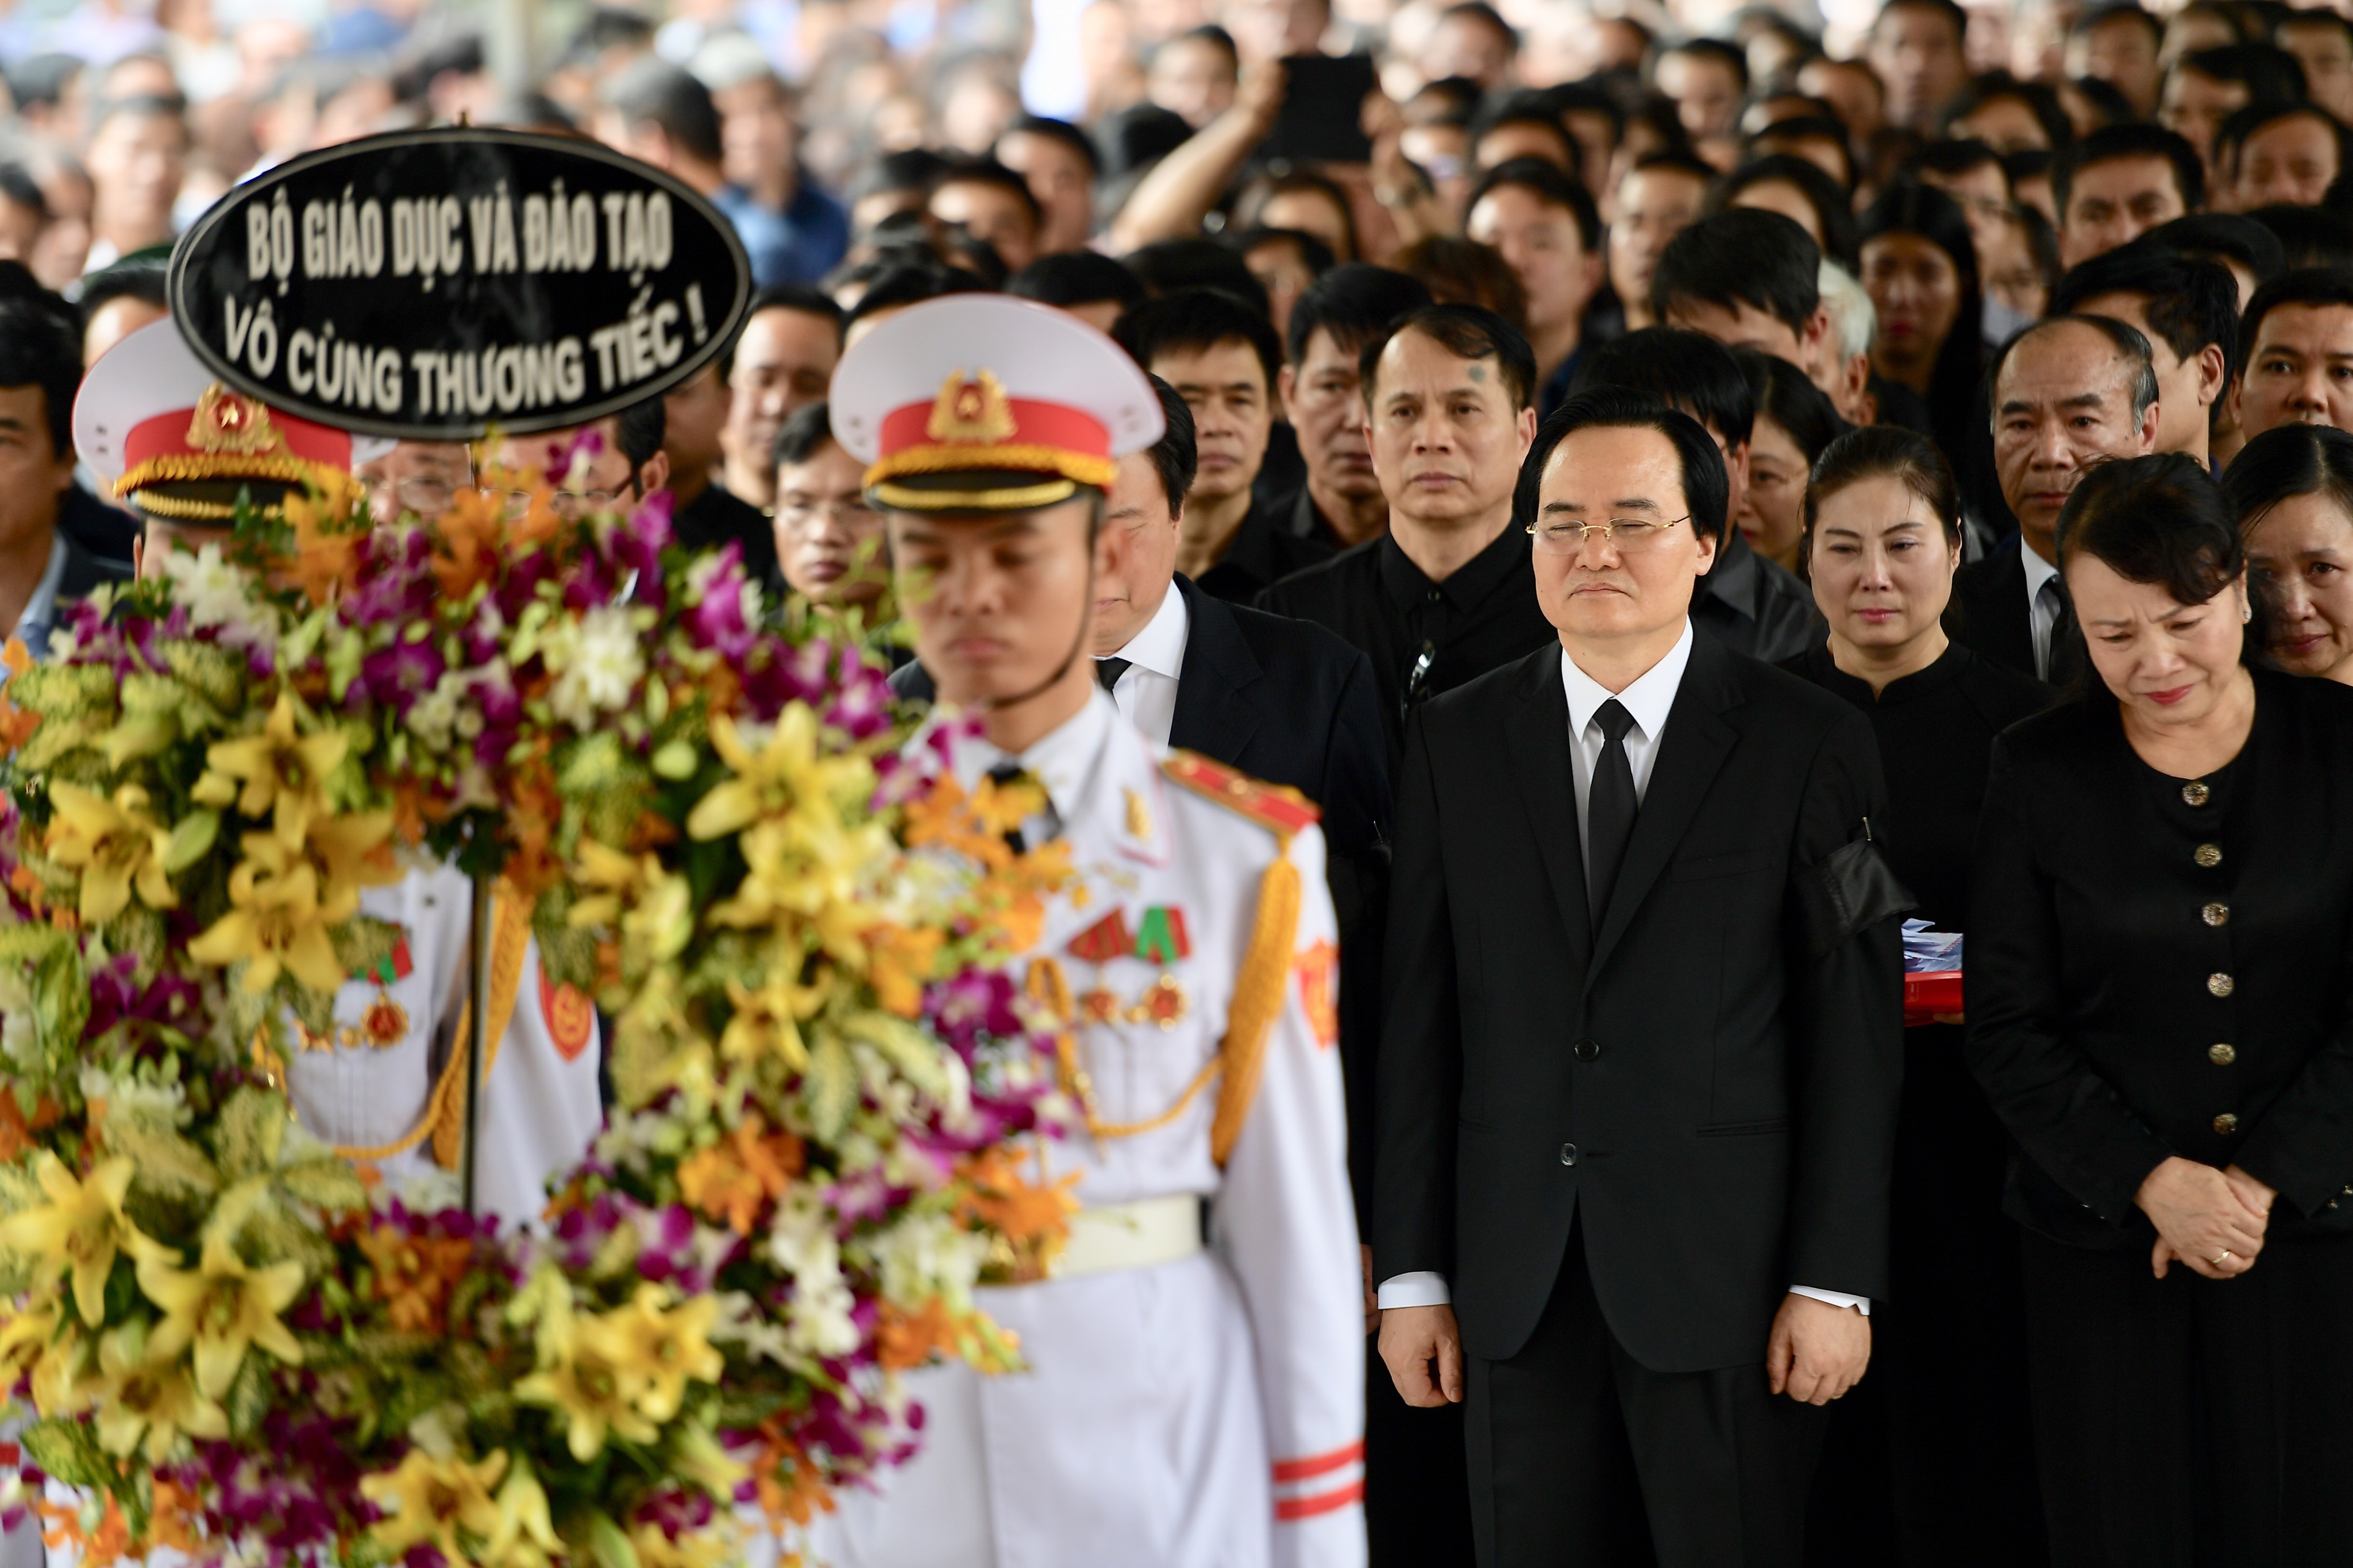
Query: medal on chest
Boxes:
[
  {"xmin": 296, "ymin": 928, "xmax": 414, "ymax": 1053},
  {"xmin": 1066, "ymin": 905, "xmax": 1192, "ymax": 1028}
]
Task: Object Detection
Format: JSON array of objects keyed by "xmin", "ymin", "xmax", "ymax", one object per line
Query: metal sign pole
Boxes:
[{"xmin": 462, "ymin": 871, "xmax": 491, "ymax": 1214}]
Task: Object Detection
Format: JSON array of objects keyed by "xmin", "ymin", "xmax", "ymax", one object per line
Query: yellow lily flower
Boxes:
[
  {"xmin": 0, "ymin": 1153, "xmax": 142, "ymax": 1326},
  {"xmin": 567, "ymin": 839, "xmax": 693, "ymax": 980},
  {"xmin": 92, "ymin": 1320, "xmax": 229, "ymax": 1462},
  {"xmin": 193, "ymin": 692, "xmax": 348, "ymax": 851},
  {"xmin": 718, "ymin": 972, "xmax": 819, "ymax": 1072},
  {"xmin": 29, "ymin": 1318, "xmax": 93, "ymax": 1416},
  {"xmin": 685, "ymin": 706, "xmax": 875, "ymax": 843},
  {"xmin": 187, "ymin": 835, "xmax": 348, "ymax": 995},
  {"xmin": 44, "ymin": 782, "xmax": 175, "ymax": 925},
  {"xmin": 479, "ymin": 1459, "xmax": 561, "ymax": 1568},
  {"xmin": 0, "ymin": 1299, "xmax": 59, "ymax": 1385},
  {"xmin": 136, "ymin": 1230, "xmax": 307, "ymax": 1398},
  {"xmin": 630, "ymin": 1523, "xmax": 732, "ymax": 1568},
  {"xmin": 670, "ymin": 1423, "xmax": 749, "ymax": 1501},
  {"xmin": 360, "ymin": 1448, "xmax": 508, "ymax": 1566},
  {"xmin": 607, "ymin": 1283, "xmax": 724, "ymax": 1423},
  {"xmin": 303, "ymin": 808, "xmax": 400, "ymax": 916},
  {"xmin": 515, "ymin": 1297, "xmax": 659, "ymax": 1461}
]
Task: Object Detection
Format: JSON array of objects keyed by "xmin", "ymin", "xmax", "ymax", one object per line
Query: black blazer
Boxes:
[
  {"xmin": 1966, "ymin": 672, "xmax": 2353, "ymax": 1249},
  {"xmin": 1374, "ymin": 634, "xmax": 1904, "ymax": 1372},
  {"xmin": 1946, "ymin": 536, "xmax": 2036, "ymax": 680},
  {"xmin": 891, "ymin": 576, "xmax": 1395, "ymax": 1206}
]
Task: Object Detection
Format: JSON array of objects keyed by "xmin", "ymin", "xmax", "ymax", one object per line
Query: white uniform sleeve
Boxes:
[{"xmin": 1210, "ymin": 821, "xmax": 1367, "ymax": 1568}]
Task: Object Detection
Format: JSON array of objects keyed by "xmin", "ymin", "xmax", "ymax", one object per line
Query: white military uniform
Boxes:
[
  {"xmin": 811, "ymin": 692, "xmax": 1366, "ymax": 1568},
  {"xmin": 277, "ymin": 866, "xmax": 605, "ymax": 1229}
]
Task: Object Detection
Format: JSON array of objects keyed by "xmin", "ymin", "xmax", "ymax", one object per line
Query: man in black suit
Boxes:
[
  {"xmin": 890, "ymin": 380, "xmax": 1391, "ymax": 1189},
  {"xmin": 1374, "ymin": 389, "xmax": 1904, "ymax": 1566},
  {"xmin": 1949, "ymin": 314, "xmax": 2158, "ymax": 683}
]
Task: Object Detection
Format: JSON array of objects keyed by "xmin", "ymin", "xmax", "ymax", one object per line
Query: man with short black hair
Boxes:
[
  {"xmin": 82, "ymin": 95, "xmax": 185, "ymax": 270},
  {"xmin": 1953, "ymin": 314, "xmax": 2161, "ymax": 682},
  {"xmin": 2163, "ymin": 43, "xmax": 2308, "ymax": 187},
  {"xmin": 1115, "ymin": 288, "xmax": 1330, "ymax": 601},
  {"xmin": 1652, "ymin": 208, "xmax": 1837, "ymax": 386},
  {"xmin": 2232, "ymin": 265, "xmax": 2353, "ymax": 439},
  {"xmin": 769, "ymin": 400, "xmax": 888, "ymax": 613},
  {"xmin": 1609, "ymin": 154, "xmax": 1713, "ymax": 335},
  {"xmin": 1465, "ymin": 158, "xmax": 1606, "ymax": 417},
  {"xmin": 0, "ymin": 298, "xmax": 124, "ymax": 652},
  {"xmin": 491, "ymin": 398, "xmax": 671, "ymax": 522},
  {"xmin": 705, "ymin": 62, "xmax": 849, "ymax": 288},
  {"xmin": 2278, "ymin": 9, "xmax": 2353, "ymax": 122},
  {"xmin": 928, "ymin": 157, "xmax": 1044, "ymax": 272},
  {"xmin": 1376, "ymin": 385, "xmax": 1901, "ymax": 1567},
  {"xmin": 1868, "ymin": 0, "xmax": 1972, "ymax": 130},
  {"xmin": 1274, "ymin": 264, "xmax": 1433, "ymax": 549},
  {"xmin": 599, "ymin": 59, "xmax": 726, "ymax": 199},
  {"xmin": 2051, "ymin": 242, "xmax": 2236, "ymax": 466},
  {"xmin": 1571, "ymin": 327, "xmax": 1826, "ymax": 662},
  {"xmin": 2054, "ymin": 123, "xmax": 2205, "ymax": 267},
  {"xmin": 719, "ymin": 284, "xmax": 844, "ymax": 510},
  {"xmin": 2069, "ymin": 3, "xmax": 2164, "ymax": 117},
  {"xmin": 1261, "ymin": 303, "xmax": 1551, "ymax": 763},
  {"xmin": 996, "ymin": 115, "xmax": 1098, "ymax": 255},
  {"xmin": 2220, "ymin": 101, "xmax": 2352, "ymax": 211}
]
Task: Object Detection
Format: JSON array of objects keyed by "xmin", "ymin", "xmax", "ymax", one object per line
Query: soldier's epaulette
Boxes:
[{"xmin": 1161, "ymin": 751, "xmax": 1321, "ymax": 836}]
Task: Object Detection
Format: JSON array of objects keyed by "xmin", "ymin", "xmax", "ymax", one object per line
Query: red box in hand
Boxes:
[{"xmin": 1904, "ymin": 970, "xmax": 1963, "ymax": 1026}]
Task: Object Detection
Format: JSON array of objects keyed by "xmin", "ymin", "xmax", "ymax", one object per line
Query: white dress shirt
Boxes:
[
  {"xmin": 1099, "ymin": 581, "xmax": 1189, "ymax": 747},
  {"xmin": 2020, "ymin": 539, "xmax": 2062, "ymax": 683},
  {"xmin": 1378, "ymin": 619, "xmax": 1869, "ymax": 1318}
]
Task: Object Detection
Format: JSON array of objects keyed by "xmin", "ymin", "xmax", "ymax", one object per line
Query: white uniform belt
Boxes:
[{"xmin": 1052, "ymin": 1194, "xmax": 1204, "ymax": 1279}]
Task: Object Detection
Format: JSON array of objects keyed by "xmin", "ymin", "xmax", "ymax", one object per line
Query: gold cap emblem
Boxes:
[
  {"xmin": 926, "ymin": 368, "xmax": 1017, "ymax": 445},
  {"xmin": 188, "ymin": 383, "xmax": 285, "ymax": 457}
]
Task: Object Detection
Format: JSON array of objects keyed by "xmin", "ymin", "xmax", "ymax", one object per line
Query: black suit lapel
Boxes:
[
  {"xmin": 1502, "ymin": 647, "xmax": 1593, "ymax": 967},
  {"xmin": 1168, "ymin": 576, "xmax": 1264, "ymax": 761},
  {"xmin": 1584, "ymin": 638, "xmax": 1742, "ymax": 988}
]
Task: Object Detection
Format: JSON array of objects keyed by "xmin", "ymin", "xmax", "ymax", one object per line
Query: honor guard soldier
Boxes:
[
  {"xmin": 812, "ymin": 296, "xmax": 1365, "ymax": 1568},
  {"xmin": 71, "ymin": 320, "xmax": 603, "ymax": 1229}
]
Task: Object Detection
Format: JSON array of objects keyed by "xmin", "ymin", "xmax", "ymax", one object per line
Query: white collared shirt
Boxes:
[
  {"xmin": 959, "ymin": 687, "xmax": 1118, "ymax": 845},
  {"xmin": 1559, "ymin": 620, "xmax": 1694, "ymax": 873},
  {"xmin": 1377, "ymin": 619, "xmax": 1869, "ymax": 1319},
  {"xmin": 2020, "ymin": 539, "xmax": 2062, "ymax": 682},
  {"xmin": 1101, "ymin": 581, "xmax": 1188, "ymax": 747}
]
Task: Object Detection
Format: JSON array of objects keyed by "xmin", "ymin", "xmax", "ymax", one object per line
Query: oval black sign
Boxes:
[{"xmin": 167, "ymin": 128, "xmax": 753, "ymax": 440}]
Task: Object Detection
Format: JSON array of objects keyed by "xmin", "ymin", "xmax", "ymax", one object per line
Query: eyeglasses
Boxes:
[
  {"xmin": 502, "ymin": 486, "xmax": 627, "ymax": 521},
  {"xmin": 361, "ymin": 476, "xmax": 460, "ymax": 516},
  {"xmin": 1526, "ymin": 516, "xmax": 1691, "ymax": 555},
  {"xmin": 777, "ymin": 496, "xmax": 877, "ymax": 528}
]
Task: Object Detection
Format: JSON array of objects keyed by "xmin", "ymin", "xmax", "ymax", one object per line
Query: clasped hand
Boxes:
[{"xmin": 2136, "ymin": 1156, "xmax": 2277, "ymax": 1280}]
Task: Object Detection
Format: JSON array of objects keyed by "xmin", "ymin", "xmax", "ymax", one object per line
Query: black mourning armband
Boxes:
[{"xmin": 1799, "ymin": 818, "xmax": 1915, "ymax": 959}]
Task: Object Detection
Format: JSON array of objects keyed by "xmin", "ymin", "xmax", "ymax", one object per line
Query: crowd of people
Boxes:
[{"xmin": 3, "ymin": 0, "xmax": 2353, "ymax": 1562}]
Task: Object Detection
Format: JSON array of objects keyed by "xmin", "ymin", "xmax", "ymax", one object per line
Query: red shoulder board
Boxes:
[{"xmin": 1161, "ymin": 751, "xmax": 1321, "ymax": 836}]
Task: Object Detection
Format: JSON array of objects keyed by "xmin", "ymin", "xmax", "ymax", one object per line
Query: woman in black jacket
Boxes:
[
  {"xmin": 1784, "ymin": 426, "xmax": 2051, "ymax": 1567},
  {"xmin": 1969, "ymin": 454, "xmax": 2353, "ymax": 1566}
]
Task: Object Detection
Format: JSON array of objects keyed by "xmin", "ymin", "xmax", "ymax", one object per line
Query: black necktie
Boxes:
[
  {"xmin": 2042, "ymin": 579, "xmax": 2083, "ymax": 686},
  {"xmin": 1587, "ymin": 700, "xmax": 1639, "ymax": 924},
  {"xmin": 986, "ymin": 762, "xmax": 1032, "ymax": 855},
  {"xmin": 1096, "ymin": 656, "xmax": 1131, "ymax": 693}
]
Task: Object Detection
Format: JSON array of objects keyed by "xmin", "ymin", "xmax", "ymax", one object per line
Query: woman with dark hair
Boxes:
[
  {"xmin": 1969, "ymin": 452, "xmax": 2353, "ymax": 1566},
  {"xmin": 2224, "ymin": 422, "xmax": 2353, "ymax": 685},
  {"xmin": 1719, "ymin": 152, "xmax": 1862, "ymax": 269},
  {"xmin": 1860, "ymin": 180, "xmax": 1999, "ymax": 526},
  {"xmin": 1737, "ymin": 349, "xmax": 1842, "ymax": 571},
  {"xmin": 1781, "ymin": 426, "xmax": 2053, "ymax": 1566}
]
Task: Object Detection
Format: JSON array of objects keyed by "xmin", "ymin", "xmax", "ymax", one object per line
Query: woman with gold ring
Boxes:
[{"xmin": 1969, "ymin": 454, "xmax": 2353, "ymax": 1566}]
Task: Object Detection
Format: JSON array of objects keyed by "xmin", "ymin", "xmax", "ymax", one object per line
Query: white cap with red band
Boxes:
[{"xmin": 827, "ymin": 293, "xmax": 1164, "ymax": 513}]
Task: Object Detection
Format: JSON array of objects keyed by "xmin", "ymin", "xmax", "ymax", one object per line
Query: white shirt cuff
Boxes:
[
  {"xmin": 1789, "ymin": 1284, "xmax": 1871, "ymax": 1316},
  {"xmin": 1375, "ymin": 1271, "xmax": 1451, "ymax": 1310}
]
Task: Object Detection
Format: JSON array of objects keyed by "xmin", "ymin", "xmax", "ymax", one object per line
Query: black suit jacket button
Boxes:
[
  {"xmin": 2213, "ymin": 1113, "xmax": 2239, "ymax": 1136},
  {"xmin": 2183, "ymin": 780, "xmax": 2211, "ymax": 807},
  {"xmin": 2202, "ymin": 902, "xmax": 2229, "ymax": 926},
  {"xmin": 2209, "ymin": 1042, "xmax": 2236, "ymax": 1065},
  {"xmin": 2208, "ymin": 972, "xmax": 2235, "ymax": 998},
  {"xmin": 1559, "ymin": 1142, "xmax": 1579, "ymax": 1167},
  {"xmin": 2196, "ymin": 843, "xmax": 2223, "ymax": 868},
  {"xmin": 1572, "ymin": 1038, "xmax": 1600, "ymax": 1062}
]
